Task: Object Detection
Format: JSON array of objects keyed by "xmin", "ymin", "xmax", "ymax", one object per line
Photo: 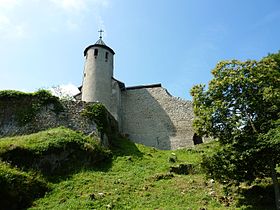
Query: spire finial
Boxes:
[{"xmin": 98, "ymin": 29, "xmax": 104, "ymax": 39}]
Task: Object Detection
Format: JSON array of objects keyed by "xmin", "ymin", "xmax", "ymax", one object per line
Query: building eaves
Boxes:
[
  {"xmin": 125, "ymin": 83, "xmax": 162, "ymax": 90},
  {"xmin": 112, "ymin": 77, "xmax": 126, "ymax": 91}
]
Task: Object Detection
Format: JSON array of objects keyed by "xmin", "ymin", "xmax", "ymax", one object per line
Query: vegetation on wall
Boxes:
[
  {"xmin": 0, "ymin": 89, "xmax": 63, "ymax": 125},
  {"xmin": 191, "ymin": 51, "xmax": 280, "ymax": 209},
  {"xmin": 81, "ymin": 103, "xmax": 109, "ymax": 134}
]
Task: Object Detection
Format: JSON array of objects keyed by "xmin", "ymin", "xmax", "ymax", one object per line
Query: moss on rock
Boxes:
[{"xmin": 0, "ymin": 89, "xmax": 63, "ymax": 126}]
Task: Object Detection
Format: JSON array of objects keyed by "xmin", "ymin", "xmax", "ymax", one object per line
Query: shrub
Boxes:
[{"xmin": 81, "ymin": 103, "xmax": 108, "ymax": 133}]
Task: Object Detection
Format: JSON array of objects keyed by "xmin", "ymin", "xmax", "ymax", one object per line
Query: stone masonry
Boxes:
[
  {"xmin": 77, "ymin": 35, "xmax": 198, "ymax": 150},
  {"xmin": 121, "ymin": 86, "xmax": 195, "ymax": 150},
  {"xmin": 0, "ymin": 100, "xmax": 96, "ymax": 137},
  {"xmin": 0, "ymin": 99, "xmax": 119, "ymax": 147}
]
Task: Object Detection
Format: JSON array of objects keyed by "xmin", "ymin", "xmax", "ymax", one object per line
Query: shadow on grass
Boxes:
[
  {"xmin": 81, "ymin": 136, "xmax": 144, "ymax": 173},
  {"xmin": 0, "ymin": 136, "xmax": 143, "ymax": 210},
  {"xmin": 1, "ymin": 136, "xmax": 143, "ymax": 182},
  {"xmin": 110, "ymin": 136, "xmax": 144, "ymax": 158},
  {"xmin": 237, "ymin": 184, "xmax": 275, "ymax": 210},
  {"xmin": 1, "ymin": 142, "xmax": 113, "ymax": 183}
]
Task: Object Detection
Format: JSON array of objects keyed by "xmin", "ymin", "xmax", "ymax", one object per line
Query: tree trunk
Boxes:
[{"xmin": 271, "ymin": 163, "xmax": 280, "ymax": 210}]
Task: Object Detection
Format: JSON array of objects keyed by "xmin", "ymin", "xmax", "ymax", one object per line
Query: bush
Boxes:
[{"xmin": 81, "ymin": 103, "xmax": 108, "ymax": 133}]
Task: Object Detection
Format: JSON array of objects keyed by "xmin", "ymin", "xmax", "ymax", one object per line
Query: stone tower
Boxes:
[{"xmin": 81, "ymin": 31, "xmax": 115, "ymax": 111}]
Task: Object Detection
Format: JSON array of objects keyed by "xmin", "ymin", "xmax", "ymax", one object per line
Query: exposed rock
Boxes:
[{"xmin": 168, "ymin": 153, "xmax": 177, "ymax": 163}]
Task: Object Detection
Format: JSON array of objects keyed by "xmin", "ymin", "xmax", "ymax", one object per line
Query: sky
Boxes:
[{"xmin": 0, "ymin": 0, "xmax": 279, "ymax": 100}]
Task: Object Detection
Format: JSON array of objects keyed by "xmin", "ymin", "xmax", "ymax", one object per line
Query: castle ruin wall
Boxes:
[{"xmin": 121, "ymin": 86, "xmax": 195, "ymax": 150}]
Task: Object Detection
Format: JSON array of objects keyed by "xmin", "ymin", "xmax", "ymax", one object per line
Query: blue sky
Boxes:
[{"xmin": 0, "ymin": 0, "xmax": 279, "ymax": 99}]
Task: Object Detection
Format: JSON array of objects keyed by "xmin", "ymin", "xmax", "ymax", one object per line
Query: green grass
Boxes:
[
  {"xmin": 0, "ymin": 126, "xmax": 102, "ymax": 154},
  {"xmin": 0, "ymin": 128, "xmax": 275, "ymax": 209},
  {"xmin": 29, "ymin": 137, "xmax": 229, "ymax": 210},
  {"xmin": 0, "ymin": 127, "xmax": 111, "ymax": 177},
  {"xmin": 0, "ymin": 161, "xmax": 49, "ymax": 209},
  {"xmin": 0, "ymin": 127, "xmax": 111, "ymax": 209}
]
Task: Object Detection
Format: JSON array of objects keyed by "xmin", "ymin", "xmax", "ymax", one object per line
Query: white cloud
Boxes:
[
  {"xmin": 0, "ymin": 0, "xmax": 28, "ymax": 40},
  {"xmin": 66, "ymin": 19, "xmax": 79, "ymax": 30},
  {"xmin": 92, "ymin": 0, "xmax": 110, "ymax": 8},
  {"xmin": 50, "ymin": 0, "xmax": 86, "ymax": 13},
  {"xmin": 0, "ymin": 0, "xmax": 21, "ymax": 9},
  {"xmin": 96, "ymin": 14, "xmax": 106, "ymax": 35},
  {"xmin": 0, "ymin": 0, "xmax": 111, "ymax": 40},
  {"xmin": 14, "ymin": 24, "xmax": 26, "ymax": 37},
  {"xmin": 0, "ymin": 14, "xmax": 27, "ymax": 39},
  {"xmin": 50, "ymin": 0, "xmax": 110, "ymax": 13},
  {"xmin": 0, "ymin": 15, "xmax": 9, "ymax": 26},
  {"xmin": 50, "ymin": 83, "xmax": 80, "ymax": 98},
  {"xmin": 49, "ymin": 0, "xmax": 110, "ymax": 31}
]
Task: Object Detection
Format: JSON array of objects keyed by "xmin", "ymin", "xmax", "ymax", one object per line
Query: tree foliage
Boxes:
[{"xmin": 191, "ymin": 52, "xmax": 280, "ymax": 208}]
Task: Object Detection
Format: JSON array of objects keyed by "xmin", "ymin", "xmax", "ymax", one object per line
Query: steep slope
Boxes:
[
  {"xmin": 0, "ymin": 128, "xmax": 275, "ymax": 209},
  {"xmin": 0, "ymin": 127, "xmax": 111, "ymax": 210}
]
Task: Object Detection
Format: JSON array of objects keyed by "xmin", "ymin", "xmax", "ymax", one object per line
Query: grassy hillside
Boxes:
[
  {"xmin": 0, "ymin": 127, "xmax": 111, "ymax": 210},
  {"xmin": 0, "ymin": 127, "xmax": 275, "ymax": 210}
]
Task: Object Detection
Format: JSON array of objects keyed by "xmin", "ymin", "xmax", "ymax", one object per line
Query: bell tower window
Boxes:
[
  {"xmin": 105, "ymin": 52, "xmax": 109, "ymax": 62},
  {"xmin": 94, "ymin": 49, "xmax": 98, "ymax": 57}
]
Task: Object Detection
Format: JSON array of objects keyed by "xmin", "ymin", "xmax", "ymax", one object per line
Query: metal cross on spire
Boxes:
[{"xmin": 98, "ymin": 29, "xmax": 104, "ymax": 39}]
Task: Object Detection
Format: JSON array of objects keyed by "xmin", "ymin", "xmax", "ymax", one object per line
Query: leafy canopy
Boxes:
[{"xmin": 191, "ymin": 52, "xmax": 280, "ymax": 183}]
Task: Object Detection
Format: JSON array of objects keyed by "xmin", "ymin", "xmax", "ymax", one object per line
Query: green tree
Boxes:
[{"xmin": 191, "ymin": 52, "xmax": 280, "ymax": 209}]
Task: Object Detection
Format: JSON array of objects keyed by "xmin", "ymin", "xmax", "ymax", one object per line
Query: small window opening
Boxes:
[
  {"xmin": 193, "ymin": 133, "xmax": 203, "ymax": 145},
  {"xmin": 105, "ymin": 52, "xmax": 109, "ymax": 62},
  {"xmin": 94, "ymin": 49, "xmax": 98, "ymax": 57}
]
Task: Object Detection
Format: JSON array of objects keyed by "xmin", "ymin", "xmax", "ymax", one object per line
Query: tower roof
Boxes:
[
  {"xmin": 95, "ymin": 38, "xmax": 106, "ymax": 45},
  {"xmin": 84, "ymin": 31, "xmax": 115, "ymax": 56}
]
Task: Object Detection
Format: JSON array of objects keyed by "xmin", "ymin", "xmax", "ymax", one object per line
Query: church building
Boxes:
[{"xmin": 75, "ymin": 32, "xmax": 199, "ymax": 150}]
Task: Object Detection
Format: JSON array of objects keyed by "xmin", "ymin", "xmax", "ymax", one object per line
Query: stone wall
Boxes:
[
  {"xmin": 0, "ymin": 100, "xmax": 96, "ymax": 137},
  {"xmin": 110, "ymin": 79, "xmax": 122, "ymax": 127},
  {"xmin": 121, "ymin": 86, "xmax": 195, "ymax": 150},
  {"xmin": 0, "ymin": 99, "xmax": 119, "ymax": 147}
]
